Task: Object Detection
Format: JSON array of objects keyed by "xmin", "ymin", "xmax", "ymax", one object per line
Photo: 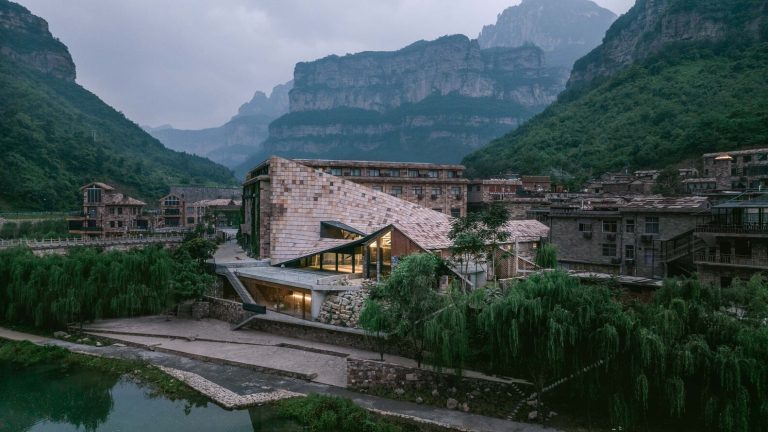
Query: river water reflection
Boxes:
[{"xmin": 0, "ymin": 361, "xmax": 302, "ymax": 431}]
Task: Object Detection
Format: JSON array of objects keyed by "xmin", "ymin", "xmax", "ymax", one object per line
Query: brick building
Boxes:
[
  {"xmin": 700, "ymin": 148, "xmax": 768, "ymax": 191},
  {"xmin": 158, "ymin": 186, "xmax": 241, "ymax": 229},
  {"xmin": 67, "ymin": 182, "xmax": 149, "ymax": 237},
  {"xmin": 293, "ymin": 159, "xmax": 468, "ymax": 217},
  {"xmin": 467, "ymin": 178, "xmax": 548, "ymax": 219},
  {"xmin": 545, "ymin": 195, "xmax": 710, "ymax": 279}
]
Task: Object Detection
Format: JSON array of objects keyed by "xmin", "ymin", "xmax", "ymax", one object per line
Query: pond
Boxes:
[{"xmin": 0, "ymin": 361, "xmax": 303, "ymax": 432}]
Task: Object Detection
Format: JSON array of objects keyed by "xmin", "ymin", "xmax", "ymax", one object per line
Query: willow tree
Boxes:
[
  {"xmin": 372, "ymin": 253, "xmax": 444, "ymax": 367},
  {"xmin": 477, "ymin": 271, "xmax": 633, "ymax": 413},
  {"xmin": 358, "ymin": 297, "xmax": 394, "ymax": 361}
]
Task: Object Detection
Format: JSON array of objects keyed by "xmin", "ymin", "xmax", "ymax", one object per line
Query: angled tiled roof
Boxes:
[
  {"xmin": 620, "ymin": 195, "xmax": 710, "ymax": 212},
  {"xmin": 268, "ymin": 157, "xmax": 457, "ymax": 264},
  {"xmin": 503, "ymin": 220, "xmax": 550, "ymax": 241},
  {"xmin": 80, "ymin": 182, "xmax": 115, "ymax": 191}
]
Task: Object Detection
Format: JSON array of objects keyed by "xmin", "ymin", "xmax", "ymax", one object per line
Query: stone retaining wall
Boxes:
[
  {"xmin": 317, "ymin": 288, "xmax": 369, "ymax": 328},
  {"xmin": 347, "ymin": 358, "xmax": 530, "ymax": 401},
  {"xmin": 206, "ymin": 296, "xmax": 246, "ymax": 323}
]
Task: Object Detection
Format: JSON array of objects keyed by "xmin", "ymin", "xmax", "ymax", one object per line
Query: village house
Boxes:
[
  {"xmin": 158, "ymin": 185, "xmax": 241, "ymax": 229},
  {"xmin": 67, "ymin": 182, "xmax": 150, "ymax": 237}
]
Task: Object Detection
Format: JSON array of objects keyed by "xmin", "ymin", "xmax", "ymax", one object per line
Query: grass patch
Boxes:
[{"xmin": 277, "ymin": 394, "xmax": 451, "ymax": 432}]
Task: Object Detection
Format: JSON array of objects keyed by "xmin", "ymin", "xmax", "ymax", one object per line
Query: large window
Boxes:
[
  {"xmin": 388, "ymin": 169, "xmax": 400, "ymax": 177},
  {"xmin": 164, "ymin": 196, "xmax": 180, "ymax": 206},
  {"xmin": 350, "ymin": 168, "xmax": 361, "ymax": 177},
  {"xmin": 451, "ymin": 186, "xmax": 462, "ymax": 198},
  {"xmin": 645, "ymin": 217, "xmax": 660, "ymax": 234},
  {"xmin": 428, "ymin": 170, "xmax": 439, "ymax": 178},
  {"xmin": 578, "ymin": 223, "xmax": 592, "ymax": 232},
  {"xmin": 390, "ymin": 186, "xmax": 402, "ymax": 198},
  {"xmin": 330, "ymin": 167, "xmax": 342, "ymax": 176},
  {"xmin": 368, "ymin": 168, "xmax": 380, "ymax": 177},
  {"xmin": 602, "ymin": 244, "xmax": 617, "ymax": 257},
  {"xmin": 625, "ymin": 245, "xmax": 635, "ymax": 259},
  {"xmin": 602, "ymin": 220, "xmax": 618, "ymax": 233},
  {"xmin": 86, "ymin": 187, "xmax": 102, "ymax": 204},
  {"xmin": 371, "ymin": 185, "xmax": 383, "ymax": 192},
  {"xmin": 431, "ymin": 187, "xmax": 442, "ymax": 198},
  {"xmin": 450, "ymin": 208, "xmax": 461, "ymax": 218},
  {"xmin": 408, "ymin": 169, "xmax": 419, "ymax": 178},
  {"xmin": 412, "ymin": 186, "xmax": 424, "ymax": 196}
]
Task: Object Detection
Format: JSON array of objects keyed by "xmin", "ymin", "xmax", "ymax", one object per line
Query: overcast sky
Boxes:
[{"xmin": 17, "ymin": 0, "xmax": 634, "ymax": 130}]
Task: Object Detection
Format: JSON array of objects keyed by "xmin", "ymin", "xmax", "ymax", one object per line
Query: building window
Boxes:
[
  {"xmin": 350, "ymin": 168, "xmax": 361, "ymax": 177},
  {"xmin": 86, "ymin": 187, "xmax": 102, "ymax": 204},
  {"xmin": 743, "ymin": 155, "xmax": 752, "ymax": 163},
  {"xmin": 371, "ymin": 185, "xmax": 383, "ymax": 192},
  {"xmin": 117, "ymin": 221, "xmax": 123, "ymax": 228},
  {"xmin": 408, "ymin": 169, "xmax": 419, "ymax": 178},
  {"xmin": 109, "ymin": 221, "xmax": 115, "ymax": 228},
  {"xmin": 109, "ymin": 207, "xmax": 115, "ymax": 215},
  {"xmin": 432, "ymin": 208, "xmax": 442, "ymax": 213},
  {"xmin": 644, "ymin": 249, "xmax": 655, "ymax": 265},
  {"xmin": 578, "ymin": 223, "xmax": 592, "ymax": 232},
  {"xmin": 186, "ymin": 206, "xmax": 194, "ymax": 213},
  {"xmin": 602, "ymin": 244, "xmax": 617, "ymax": 257},
  {"xmin": 431, "ymin": 187, "xmax": 442, "ymax": 198},
  {"xmin": 450, "ymin": 208, "xmax": 461, "ymax": 218},
  {"xmin": 412, "ymin": 186, "xmax": 424, "ymax": 197},
  {"xmin": 386, "ymin": 169, "xmax": 399, "ymax": 177},
  {"xmin": 451, "ymin": 186, "xmax": 462, "ymax": 198},
  {"xmin": 759, "ymin": 154, "xmax": 768, "ymax": 161},
  {"xmin": 447, "ymin": 171, "xmax": 461, "ymax": 178},
  {"xmin": 390, "ymin": 186, "xmax": 402, "ymax": 198},
  {"xmin": 602, "ymin": 220, "xmax": 617, "ymax": 233},
  {"xmin": 427, "ymin": 170, "xmax": 438, "ymax": 178},
  {"xmin": 645, "ymin": 217, "xmax": 659, "ymax": 234},
  {"xmin": 625, "ymin": 245, "xmax": 635, "ymax": 259},
  {"xmin": 117, "ymin": 207, "xmax": 123, "ymax": 215},
  {"xmin": 164, "ymin": 196, "xmax": 180, "ymax": 206},
  {"xmin": 626, "ymin": 219, "xmax": 635, "ymax": 233},
  {"xmin": 330, "ymin": 167, "xmax": 342, "ymax": 176},
  {"xmin": 368, "ymin": 168, "xmax": 380, "ymax": 177}
]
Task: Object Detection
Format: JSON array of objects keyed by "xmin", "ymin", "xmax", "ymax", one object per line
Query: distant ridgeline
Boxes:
[
  {"xmin": 463, "ymin": 0, "xmax": 768, "ymax": 185},
  {"xmin": 0, "ymin": 0, "xmax": 237, "ymax": 211},
  {"xmin": 234, "ymin": 0, "xmax": 617, "ymax": 177}
]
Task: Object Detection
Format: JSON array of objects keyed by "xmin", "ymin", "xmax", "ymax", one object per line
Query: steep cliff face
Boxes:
[
  {"xmin": 478, "ymin": 0, "xmax": 616, "ymax": 67},
  {"xmin": 149, "ymin": 81, "xmax": 291, "ymax": 168},
  {"xmin": 463, "ymin": 0, "xmax": 768, "ymax": 182},
  {"xmin": 235, "ymin": 35, "xmax": 566, "ymax": 175},
  {"xmin": 290, "ymin": 35, "xmax": 560, "ymax": 112},
  {"xmin": 569, "ymin": 0, "xmax": 765, "ymax": 86},
  {"xmin": 0, "ymin": 0, "xmax": 75, "ymax": 81}
]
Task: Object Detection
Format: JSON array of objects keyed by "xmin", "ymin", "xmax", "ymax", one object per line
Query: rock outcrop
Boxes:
[
  {"xmin": 0, "ymin": 0, "xmax": 75, "ymax": 81},
  {"xmin": 569, "ymin": 0, "xmax": 765, "ymax": 86},
  {"xmin": 478, "ymin": 0, "xmax": 616, "ymax": 67},
  {"xmin": 238, "ymin": 35, "xmax": 567, "ymax": 172},
  {"xmin": 317, "ymin": 288, "xmax": 370, "ymax": 328}
]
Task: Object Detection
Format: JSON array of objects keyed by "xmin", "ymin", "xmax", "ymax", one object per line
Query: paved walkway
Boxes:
[
  {"xmin": 81, "ymin": 315, "xmax": 417, "ymax": 387},
  {"xmin": 0, "ymin": 326, "xmax": 555, "ymax": 432}
]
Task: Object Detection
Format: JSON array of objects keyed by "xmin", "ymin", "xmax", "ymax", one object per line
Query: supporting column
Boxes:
[
  {"xmin": 363, "ymin": 246, "xmax": 370, "ymax": 279},
  {"xmin": 376, "ymin": 238, "xmax": 382, "ymax": 283},
  {"xmin": 311, "ymin": 290, "xmax": 326, "ymax": 320}
]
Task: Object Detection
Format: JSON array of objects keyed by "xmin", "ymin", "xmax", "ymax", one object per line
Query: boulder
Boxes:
[
  {"xmin": 528, "ymin": 411, "xmax": 538, "ymax": 421},
  {"xmin": 446, "ymin": 398, "xmax": 459, "ymax": 410}
]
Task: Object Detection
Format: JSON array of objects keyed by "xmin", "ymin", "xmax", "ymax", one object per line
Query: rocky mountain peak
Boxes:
[
  {"xmin": 0, "ymin": 0, "xmax": 76, "ymax": 81},
  {"xmin": 478, "ymin": 0, "xmax": 616, "ymax": 67}
]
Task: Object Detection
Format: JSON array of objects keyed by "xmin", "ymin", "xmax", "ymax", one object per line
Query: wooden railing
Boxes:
[
  {"xmin": 695, "ymin": 224, "xmax": 768, "ymax": 234},
  {"xmin": 694, "ymin": 253, "xmax": 768, "ymax": 268},
  {"xmin": 0, "ymin": 233, "xmax": 187, "ymax": 250}
]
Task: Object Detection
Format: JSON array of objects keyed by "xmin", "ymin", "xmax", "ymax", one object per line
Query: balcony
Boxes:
[
  {"xmin": 695, "ymin": 223, "xmax": 768, "ymax": 235},
  {"xmin": 694, "ymin": 253, "xmax": 768, "ymax": 269}
]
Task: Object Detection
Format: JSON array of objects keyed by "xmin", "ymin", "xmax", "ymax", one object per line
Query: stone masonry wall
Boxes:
[
  {"xmin": 317, "ymin": 288, "xmax": 369, "ymax": 328},
  {"xmin": 206, "ymin": 296, "xmax": 246, "ymax": 323},
  {"xmin": 347, "ymin": 358, "xmax": 532, "ymax": 410}
]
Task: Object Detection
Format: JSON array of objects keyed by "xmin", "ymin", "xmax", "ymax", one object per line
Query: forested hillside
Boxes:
[
  {"xmin": 0, "ymin": 0, "xmax": 236, "ymax": 210},
  {"xmin": 463, "ymin": 0, "xmax": 768, "ymax": 184}
]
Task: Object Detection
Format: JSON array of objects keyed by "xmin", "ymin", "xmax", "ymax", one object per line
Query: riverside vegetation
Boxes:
[
  {"xmin": 361, "ymin": 252, "xmax": 768, "ymax": 432},
  {"xmin": 0, "ymin": 235, "xmax": 216, "ymax": 330}
]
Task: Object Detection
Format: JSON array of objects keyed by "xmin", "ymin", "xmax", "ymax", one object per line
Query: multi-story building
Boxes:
[
  {"xmin": 158, "ymin": 186, "xmax": 241, "ymax": 229},
  {"xmin": 546, "ymin": 195, "xmax": 710, "ymax": 279},
  {"xmin": 67, "ymin": 182, "xmax": 150, "ymax": 237},
  {"xmin": 521, "ymin": 176, "xmax": 551, "ymax": 193},
  {"xmin": 188, "ymin": 199, "xmax": 242, "ymax": 228},
  {"xmin": 693, "ymin": 194, "xmax": 768, "ymax": 287},
  {"xmin": 467, "ymin": 178, "xmax": 548, "ymax": 219},
  {"xmin": 293, "ymin": 159, "xmax": 469, "ymax": 217},
  {"xmin": 701, "ymin": 148, "xmax": 768, "ymax": 191}
]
